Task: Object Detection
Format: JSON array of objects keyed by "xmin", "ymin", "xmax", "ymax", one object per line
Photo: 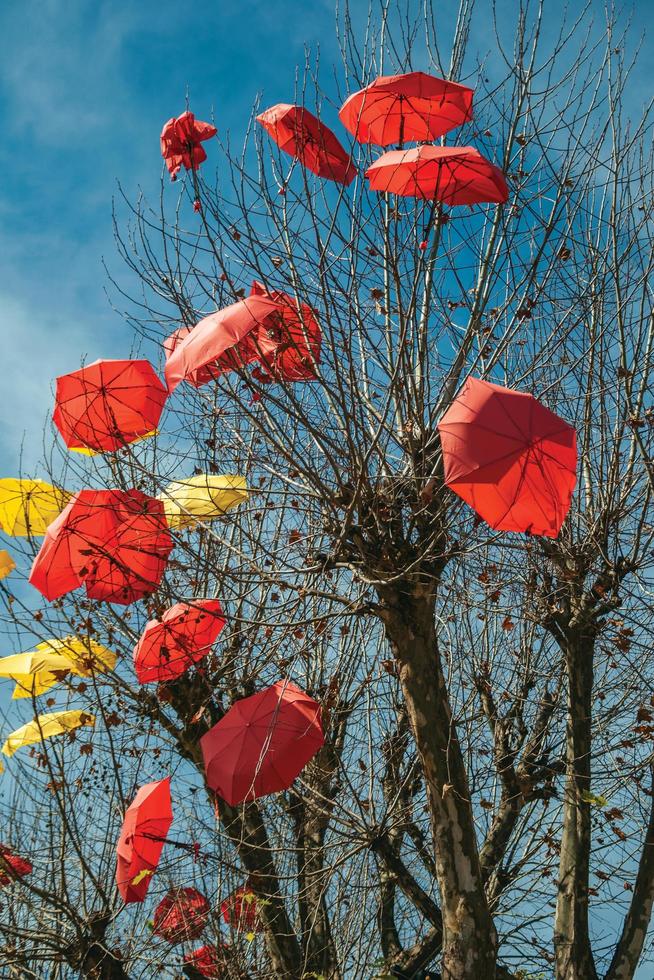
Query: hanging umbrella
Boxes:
[
  {"xmin": 249, "ymin": 281, "xmax": 321, "ymax": 381},
  {"xmin": 0, "ymin": 479, "xmax": 70, "ymax": 537},
  {"xmin": 0, "ymin": 550, "xmax": 15, "ymax": 580},
  {"xmin": 183, "ymin": 944, "xmax": 231, "ymax": 979},
  {"xmin": 200, "ymin": 680, "xmax": 324, "ymax": 805},
  {"xmin": 256, "ymin": 103, "xmax": 356, "ymax": 185},
  {"xmin": 152, "ymin": 887, "xmax": 210, "ymax": 943},
  {"xmin": 0, "ymin": 845, "xmax": 32, "ymax": 886},
  {"xmin": 365, "ymin": 145, "xmax": 508, "ymax": 205},
  {"xmin": 134, "ymin": 599, "xmax": 226, "ymax": 684},
  {"xmin": 437, "ymin": 376, "xmax": 577, "ymax": 537},
  {"xmin": 53, "ymin": 359, "xmax": 167, "ymax": 454},
  {"xmin": 339, "ymin": 71, "xmax": 474, "ymax": 146},
  {"xmin": 160, "ymin": 111, "xmax": 217, "ymax": 180},
  {"xmin": 164, "ymin": 296, "xmax": 280, "ymax": 392},
  {"xmin": 29, "ymin": 489, "xmax": 173, "ymax": 604},
  {"xmin": 159, "ymin": 475, "xmax": 248, "ymax": 530},
  {"xmin": 115, "ymin": 777, "xmax": 173, "ymax": 903},
  {"xmin": 0, "ymin": 637, "xmax": 116, "ymax": 700},
  {"xmin": 1, "ymin": 709, "xmax": 95, "ymax": 758},
  {"xmin": 221, "ymin": 885, "xmax": 263, "ymax": 934}
]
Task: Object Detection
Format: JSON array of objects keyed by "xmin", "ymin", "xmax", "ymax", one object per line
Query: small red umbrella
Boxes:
[
  {"xmin": 164, "ymin": 296, "xmax": 280, "ymax": 393},
  {"xmin": 437, "ymin": 377, "xmax": 577, "ymax": 537},
  {"xmin": 53, "ymin": 359, "xmax": 167, "ymax": 454},
  {"xmin": 200, "ymin": 680, "xmax": 324, "ymax": 805},
  {"xmin": 365, "ymin": 146, "xmax": 508, "ymax": 205},
  {"xmin": 160, "ymin": 111, "xmax": 217, "ymax": 180},
  {"xmin": 152, "ymin": 887, "xmax": 210, "ymax": 943},
  {"xmin": 340, "ymin": 71, "xmax": 474, "ymax": 146},
  {"xmin": 116, "ymin": 777, "xmax": 172, "ymax": 903},
  {"xmin": 29, "ymin": 489, "xmax": 173, "ymax": 604},
  {"xmin": 256, "ymin": 103, "xmax": 356, "ymax": 185},
  {"xmin": 249, "ymin": 281, "xmax": 321, "ymax": 382},
  {"xmin": 221, "ymin": 885, "xmax": 263, "ymax": 933},
  {"xmin": 184, "ymin": 944, "xmax": 231, "ymax": 978},
  {"xmin": 134, "ymin": 599, "xmax": 226, "ymax": 684},
  {"xmin": 0, "ymin": 844, "xmax": 32, "ymax": 886}
]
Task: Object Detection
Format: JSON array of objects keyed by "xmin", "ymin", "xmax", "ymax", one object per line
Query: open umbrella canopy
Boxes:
[
  {"xmin": 160, "ymin": 111, "xmax": 217, "ymax": 180},
  {"xmin": 0, "ymin": 845, "xmax": 33, "ymax": 886},
  {"xmin": 164, "ymin": 295, "xmax": 280, "ymax": 392},
  {"xmin": 201, "ymin": 680, "xmax": 324, "ymax": 805},
  {"xmin": 249, "ymin": 281, "xmax": 321, "ymax": 381},
  {"xmin": 0, "ymin": 637, "xmax": 116, "ymax": 700},
  {"xmin": 159, "ymin": 475, "xmax": 248, "ymax": 529},
  {"xmin": 153, "ymin": 887, "xmax": 210, "ymax": 943},
  {"xmin": 339, "ymin": 71, "xmax": 474, "ymax": 145},
  {"xmin": 134, "ymin": 599, "xmax": 226, "ymax": 684},
  {"xmin": 221, "ymin": 885, "xmax": 263, "ymax": 934},
  {"xmin": 183, "ymin": 944, "xmax": 230, "ymax": 978},
  {"xmin": 0, "ymin": 479, "xmax": 70, "ymax": 537},
  {"xmin": 0, "ymin": 550, "xmax": 15, "ymax": 580},
  {"xmin": 256, "ymin": 103, "xmax": 356, "ymax": 185},
  {"xmin": 53, "ymin": 359, "xmax": 167, "ymax": 454},
  {"xmin": 29, "ymin": 489, "xmax": 173, "ymax": 604},
  {"xmin": 1, "ymin": 709, "xmax": 95, "ymax": 758},
  {"xmin": 365, "ymin": 145, "xmax": 508, "ymax": 205},
  {"xmin": 437, "ymin": 377, "xmax": 577, "ymax": 537},
  {"xmin": 115, "ymin": 777, "xmax": 173, "ymax": 903}
]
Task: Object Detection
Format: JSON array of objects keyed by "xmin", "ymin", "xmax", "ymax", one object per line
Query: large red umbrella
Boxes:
[
  {"xmin": 256, "ymin": 103, "xmax": 356, "ymax": 185},
  {"xmin": 200, "ymin": 680, "xmax": 324, "ymax": 805},
  {"xmin": 339, "ymin": 71, "xmax": 474, "ymax": 146},
  {"xmin": 134, "ymin": 599, "xmax": 226, "ymax": 684},
  {"xmin": 53, "ymin": 359, "xmax": 167, "ymax": 454},
  {"xmin": 221, "ymin": 885, "xmax": 263, "ymax": 933},
  {"xmin": 115, "ymin": 777, "xmax": 173, "ymax": 903},
  {"xmin": 160, "ymin": 111, "xmax": 217, "ymax": 180},
  {"xmin": 365, "ymin": 146, "xmax": 508, "ymax": 205},
  {"xmin": 29, "ymin": 489, "xmax": 173, "ymax": 604},
  {"xmin": 249, "ymin": 281, "xmax": 321, "ymax": 382},
  {"xmin": 437, "ymin": 377, "xmax": 577, "ymax": 537},
  {"xmin": 152, "ymin": 887, "xmax": 210, "ymax": 943},
  {"xmin": 164, "ymin": 296, "xmax": 280, "ymax": 393},
  {"xmin": 0, "ymin": 844, "xmax": 32, "ymax": 886}
]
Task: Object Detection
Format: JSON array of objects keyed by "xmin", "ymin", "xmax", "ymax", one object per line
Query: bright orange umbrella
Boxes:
[
  {"xmin": 365, "ymin": 145, "xmax": 508, "ymax": 205},
  {"xmin": 257, "ymin": 103, "xmax": 356, "ymax": 185}
]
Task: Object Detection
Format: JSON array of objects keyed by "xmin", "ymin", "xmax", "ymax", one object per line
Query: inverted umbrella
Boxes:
[
  {"xmin": 365, "ymin": 145, "xmax": 508, "ymax": 205},
  {"xmin": 53, "ymin": 359, "xmax": 167, "ymax": 454},
  {"xmin": 134, "ymin": 599, "xmax": 226, "ymax": 684},
  {"xmin": 0, "ymin": 479, "xmax": 71, "ymax": 537},
  {"xmin": 437, "ymin": 376, "xmax": 577, "ymax": 537},
  {"xmin": 221, "ymin": 885, "xmax": 263, "ymax": 933},
  {"xmin": 115, "ymin": 777, "xmax": 173, "ymax": 903},
  {"xmin": 0, "ymin": 845, "xmax": 32, "ymax": 886},
  {"xmin": 201, "ymin": 680, "xmax": 324, "ymax": 805},
  {"xmin": 1, "ymin": 709, "xmax": 95, "ymax": 758},
  {"xmin": 160, "ymin": 111, "xmax": 217, "ymax": 180},
  {"xmin": 250, "ymin": 281, "xmax": 321, "ymax": 381},
  {"xmin": 152, "ymin": 887, "xmax": 210, "ymax": 943},
  {"xmin": 164, "ymin": 296, "xmax": 280, "ymax": 392},
  {"xmin": 159, "ymin": 475, "xmax": 248, "ymax": 529},
  {"xmin": 340, "ymin": 71, "xmax": 474, "ymax": 146},
  {"xmin": 256, "ymin": 103, "xmax": 356, "ymax": 185}
]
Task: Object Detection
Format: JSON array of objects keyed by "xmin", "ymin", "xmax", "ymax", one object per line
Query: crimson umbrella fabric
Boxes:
[
  {"xmin": 200, "ymin": 679, "xmax": 324, "ymax": 805},
  {"xmin": 339, "ymin": 71, "xmax": 474, "ymax": 145},
  {"xmin": 221, "ymin": 886, "xmax": 263, "ymax": 933},
  {"xmin": 133, "ymin": 599, "xmax": 226, "ymax": 684},
  {"xmin": 365, "ymin": 146, "xmax": 508, "ymax": 205},
  {"xmin": 29, "ymin": 489, "xmax": 173, "ymax": 604},
  {"xmin": 0, "ymin": 844, "xmax": 32, "ymax": 886},
  {"xmin": 437, "ymin": 377, "xmax": 577, "ymax": 538},
  {"xmin": 115, "ymin": 777, "xmax": 173, "ymax": 903},
  {"xmin": 164, "ymin": 295, "xmax": 280, "ymax": 392},
  {"xmin": 152, "ymin": 887, "xmax": 210, "ymax": 943},
  {"xmin": 53, "ymin": 359, "xmax": 167, "ymax": 454},
  {"xmin": 249, "ymin": 281, "xmax": 321, "ymax": 382},
  {"xmin": 160, "ymin": 111, "xmax": 217, "ymax": 180},
  {"xmin": 256, "ymin": 103, "xmax": 356, "ymax": 185},
  {"xmin": 183, "ymin": 945, "xmax": 230, "ymax": 978}
]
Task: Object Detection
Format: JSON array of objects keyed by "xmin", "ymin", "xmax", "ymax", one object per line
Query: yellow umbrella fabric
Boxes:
[
  {"xmin": 2, "ymin": 709, "xmax": 95, "ymax": 757},
  {"xmin": 0, "ymin": 480, "xmax": 71, "ymax": 537},
  {"xmin": 0, "ymin": 550, "xmax": 15, "ymax": 580},
  {"xmin": 0, "ymin": 638, "xmax": 116, "ymax": 700},
  {"xmin": 159, "ymin": 474, "xmax": 248, "ymax": 529}
]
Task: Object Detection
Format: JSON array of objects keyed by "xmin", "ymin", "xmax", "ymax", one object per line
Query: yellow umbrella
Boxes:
[
  {"xmin": 0, "ymin": 479, "xmax": 71, "ymax": 537},
  {"xmin": 0, "ymin": 550, "xmax": 15, "ymax": 580},
  {"xmin": 34, "ymin": 637, "xmax": 117, "ymax": 676},
  {"xmin": 159, "ymin": 474, "xmax": 248, "ymax": 529},
  {"xmin": 0, "ymin": 638, "xmax": 116, "ymax": 700},
  {"xmin": 2, "ymin": 709, "xmax": 95, "ymax": 757}
]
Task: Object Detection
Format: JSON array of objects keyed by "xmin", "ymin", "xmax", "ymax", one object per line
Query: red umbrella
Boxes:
[
  {"xmin": 134, "ymin": 599, "xmax": 226, "ymax": 684},
  {"xmin": 53, "ymin": 359, "xmax": 167, "ymax": 454},
  {"xmin": 365, "ymin": 146, "xmax": 508, "ymax": 205},
  {"xmin": 221, "ymin": 885, "xmax": 263, "ymax": 933},
  {"xmin": 152, "ymin": 887, "xmax": 209, "ymax": 943},
  {"xmin": 0, "ymin": 844, "xmax": 32, "ymax": 886},
  {"xmin": 437, "ymin": 377, "xmax": 577, "ymax": 537},
  {"xmin": 249, "ymin": 281, "xmax": 321, "ymax": 382},
  {"xmin": 115, "ymin": 777, "xmax": 172, "ymax": 903},
  {"xmin": 29, "ymin": 489, "xmax": 173, "ymax": 604},
  {"xmin": 184, "ymin": 944, "xmax": 231, "ymax": 978},
  {"xmin": 164, "ymin": 296, "xmax": 280, "ymax": 393},
  {"xmin": 200, "ymin": 680, "xmax": 324, "ymax": 805},
  {"xmin": 160, "ymin": 111, "xmax": 217, "ymax": 180},
  {"xmin": 256, "ymin": 103, "xmax": 356, "ymax": 185},
  {"xmin": 340, "ymin": 71, "xmax": 474, "ymax": 146}
]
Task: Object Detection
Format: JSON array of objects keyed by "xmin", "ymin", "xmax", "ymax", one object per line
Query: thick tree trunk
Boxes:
[{"xmin": 379, "ymin": 584, "xmax": 497, "ymax": 980}]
